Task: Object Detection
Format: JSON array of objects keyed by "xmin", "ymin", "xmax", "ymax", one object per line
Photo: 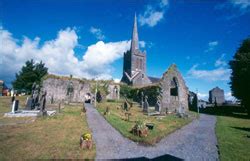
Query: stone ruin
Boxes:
[
  {"xmin": 106, "ymin": 83, "xmax": 120, "ymax": 100},
  {"xmin": 158, "ymin": 64, "xmax": 189, "ymax": 114},
  {"xmin": 4, "ymin": 83, "xmax": 56, "ymax": 117},
  {"xmin": 42, "ymin": 75, "xmax": 92, "ymax": 104},
  {"xmin": 139, "ymin": 64, "xmax": 189, "ymax": 115}
]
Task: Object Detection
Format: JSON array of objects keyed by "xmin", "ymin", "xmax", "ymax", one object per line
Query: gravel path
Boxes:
[{"xmin": 85, "ymin": 103, "xmax": 219, "ymax": 160}]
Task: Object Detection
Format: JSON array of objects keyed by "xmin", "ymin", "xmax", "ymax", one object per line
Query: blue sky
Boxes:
[{"xmin": 0, "ymin": 0, "xmax": 250, "ymax": 100}]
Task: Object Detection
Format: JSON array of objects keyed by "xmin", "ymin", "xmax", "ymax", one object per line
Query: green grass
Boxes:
[
  {"xmin": 0, "ymin": 96, "xmax": 96, "ymax": 160},
  {"xmin": 200, "ymin": 106, "xmax": 250, "ymax": 161},
  {"xmin": 97, "ymin": 101, "xmax": 194, "ymax": 145}
]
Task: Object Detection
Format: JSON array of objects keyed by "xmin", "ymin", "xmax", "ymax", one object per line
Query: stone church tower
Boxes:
[{"xmin": 121, "ymin": 14, "xmax": 151, "ymax": 86}]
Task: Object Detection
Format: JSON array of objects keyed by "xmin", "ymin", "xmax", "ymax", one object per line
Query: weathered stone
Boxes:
[
  {"xmin": 159, "ymin": 64, "xmax": 189, "ymax": 114},
  {"xmin": 106, "ymin": 84, "xmax": 120, "ymax": 100},
  {"xmin": 209, "ymin": 87, "xmax": 225, "ymax": 104},
  {"xmin": 121, "ymin": 14, "xmax": 151, "ymax": 86},
  {"xmin": 25, "ymin": 97, "xmax": 33, "ymax": 110},
  {"xmin": 42, "ymin": 75, "xmax": 91, "ymax": 103},
  {"xmin": 143, "ymin": 95, "xmax": 149, "ymax": 113},
  {"xmin": 11, "ymin": 100, "xmax": 19, "ymax": 113}
]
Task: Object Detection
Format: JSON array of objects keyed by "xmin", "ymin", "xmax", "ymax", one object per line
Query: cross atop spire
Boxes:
[{"xmin": 131, "ymin": 13, "xmax": 139, "ymax": 53}]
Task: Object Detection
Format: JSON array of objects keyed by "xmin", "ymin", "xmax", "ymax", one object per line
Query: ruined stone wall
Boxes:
[
  {"xmin": 42, "ymin": 75, "xmax": 91, "ymax": 103},
  {"xmin": 159, "ymin": 64, "xmax": 189, "ymax": 113},
  {"xmin": 209, "ymin": 87, "xmax": 225, "ymax": 104},
  {"xmin": 106, "ymin": 84, "xmax": 120, "ymax": 100}
]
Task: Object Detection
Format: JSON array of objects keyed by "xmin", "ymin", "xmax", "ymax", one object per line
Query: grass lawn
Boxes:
[
  {"xmin": 200, "ymin": 106, "xmax": 250, "ymax": 161},
  {"xmin": 96, "ymin": 101, "xmax": 194, "ymax": 145},
  {"xmin": 0, "ymin": 96, "xmax": 95, "ymax": 160}
]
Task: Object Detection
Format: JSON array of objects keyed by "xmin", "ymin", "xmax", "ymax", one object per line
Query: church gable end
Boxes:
[{"xmin": 159, "ymin": 64, "xmax": 189, "ymax": 113}]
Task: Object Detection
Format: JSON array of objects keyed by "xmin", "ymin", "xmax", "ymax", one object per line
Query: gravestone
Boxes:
[
  {"xmin": 143, "ymin": 96, "xmax": 149, "ymax": 113},
  {"xmin": 39, "ymin": 90, "xmax": 47, "ymax": 112},
  {"xmin": 11, "ymin": 100, "xmax": 19, "ymax": 113},
  {"xmin": 25, "ymin": 96, "xmax": 33, "ymax": 110},
  {"xmin": 176, "ymin": 106, "xmax": 187, "ymax": 118},
  {"xmin": 32, "ymin": 84, "xmax": 40, "ymax": 109},
  {"xmin": 155, "ymin": 96, "xmax": 161, "ymax": 112},
  {"xmin": 140, "ymin": 91, "xmax": 144, "ymax": 108}
]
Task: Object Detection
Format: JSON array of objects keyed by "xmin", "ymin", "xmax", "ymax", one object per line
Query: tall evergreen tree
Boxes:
[
  {"xmin": 12, "ymin": 59, "xmax": 48, "ymax": 93},
  {"xmin": 229, "ymin": 38, "xmax": 250, "ymax": 116}
]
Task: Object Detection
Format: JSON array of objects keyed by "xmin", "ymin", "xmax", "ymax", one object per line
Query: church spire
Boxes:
[{"xmin": 131, "ymin": 13, "xmax": 139, "ymax": 53}]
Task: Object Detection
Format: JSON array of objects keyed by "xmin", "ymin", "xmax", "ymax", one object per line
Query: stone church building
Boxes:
[
  {"xmin": 121, "ymin": 14, "xmax": 189, "ymax": 113},
  {"xmin": 121, "ymin": 15, "xmax": 154, "ymax": 86},
  {"xmin": 209, "ymin": 87, "xmax": 225, "ymax": 105}
]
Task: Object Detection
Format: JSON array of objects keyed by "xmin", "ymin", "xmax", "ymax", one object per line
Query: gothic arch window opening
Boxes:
[{"xmin": 170, "ymin": 77, "xmax": 178, "ymax": 97}]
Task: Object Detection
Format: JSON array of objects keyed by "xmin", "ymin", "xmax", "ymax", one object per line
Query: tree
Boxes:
[
  {"xmin": 229, "ymin": 38, "xmax": 250, "ymax": 116},
  {"xmin": 192, "ymin": 94, "xmax": 198, "ymax": 111},
  {"xmin": 12, "ymin": 59, "xmax": 48, "ymax": 93}
]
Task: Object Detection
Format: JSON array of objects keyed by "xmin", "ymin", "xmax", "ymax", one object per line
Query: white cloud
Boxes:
[
  {"xmin": 215, "ymin": 54, "xmax": 227, "ymax": 67},
  {"xmin": 114, "ymin": 78, "xmax": 120, "ymax": 83},
  {"xmin": 215, "ymin": 0, "xmax": 250, "ymax": 19},
  {"xmin": 160, "ymin": 0, "xmax": 169, "ymax": 7},
  {"xmin": 139, "ymin": 0, "xmax": 169, "ymax": 27},
  {"xmin": 230, "ymin": 0, "xmax": 250, "ymax": 10},
  {"xmin": 0, "ymin": 27, "xmax": 130, "ymax": 84},
  {"xmin": 225, "ymin": 92, "xmax": 236, "ymax": 101},
  {"xmin": 139, "ymin": 41, "xmax": 146, "ymax": 48},
  {"xmin": 90, "ymin": 26, "xmax": 105, "ymax": 40},
  {"xmin": 187, "ymin": 64, "xmax": 231, "ymax": 81},
  {"xmin": 197, "ymin": 92, "xmax": 208, "ymax": 100},
  {"xmin": 205, "ymin": 41, "xmax": 218, "ymax": 53}
]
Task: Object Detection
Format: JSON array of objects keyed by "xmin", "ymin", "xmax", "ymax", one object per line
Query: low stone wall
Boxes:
[{"xmin": 42, "ymin": 76, "xmax": 92, "ymax": 103}]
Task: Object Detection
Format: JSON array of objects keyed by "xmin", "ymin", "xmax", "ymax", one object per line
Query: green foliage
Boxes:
[
  {"xmin": 96, "ymin": 91, "xmax": 102, "ymax": 103},
  {"xmin": 120, "ymin": 84, "xmax": 160, "ymax": 106},
  {"xmin": 120, "ymin": 84, "xmax": 134, "ymax": 98},
  {"xmin": 192, "ymin": 94, "xmax": 198, "ymax": 110},
  {"xmin": 229, "ymin": 38, "xmax": 250, "ymax": 115},
  {"xmin": 12, "ymin": 59, "xmax": 48, "ymax": 93}
]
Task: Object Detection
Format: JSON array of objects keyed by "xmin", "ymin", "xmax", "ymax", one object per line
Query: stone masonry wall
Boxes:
[
  {"xmin": 42, "ymin": 76, "xmax": 91, "ymax": 103},
  {"xmin": 159, "ymin": 64, "xmax": 189, "ymax": 113}
]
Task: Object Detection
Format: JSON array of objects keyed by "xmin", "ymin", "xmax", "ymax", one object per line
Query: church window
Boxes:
[
  {"xmin": 170, "ymin": 77, "xmax": 178, "ymax": 96},
  {"xmin": 140, "ymin": 59, "xmax": 143, "ymax": 70}
]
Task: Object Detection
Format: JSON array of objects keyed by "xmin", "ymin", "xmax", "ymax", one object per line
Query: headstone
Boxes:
[
  {"xmin": 25, "ymin": 96, "xmax": 33, "ymax": 110},
  {"xmin": 140, "ymin": 92, "xmax": 144, "ymax": 108},
  {"xmin": 32, "ymin": 84, "xmax": 40, "ymax": 110},
  {"xmin": 177, "ymin": 106, "xmax": 187, "ymax": 118},
  {"xmin": 143, "ymin": 95, "xmax": 149, "ymax": 113},
  {"xmin": 39, "ymin": 90, "xmax": 47, "ymax": 112},
  {"xmin": 124, "ymin": 100, "xmax": 129, "ymax": 111},
  {"xmin": 11, "ymin": 100, "xmax": 19, "ymax": 113},
  {"xmin": 155, "ymin": 96, "xmax": 161, "ymax": 112}
]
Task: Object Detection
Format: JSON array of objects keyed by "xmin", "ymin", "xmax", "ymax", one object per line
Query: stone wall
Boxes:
[
  {"xmin": 42, "ymin": 75, "xmax": 91, "ymax": 103},
  {"xmin": 106, "ymin": 84, "xmax": 120, "ymax": 100},
  {"xmin": 209, "ymin": 87, "xmax": 225, "ymax": 104},
  {"xmin": 159, "ymin": 64, "xmax": 189, "ymax": 113}
]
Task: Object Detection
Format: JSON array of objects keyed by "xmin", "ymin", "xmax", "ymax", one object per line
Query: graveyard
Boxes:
[
  {"xmin": 1, "ymin": 0, "xmax": 250, "ymax": 160},
  {"xmin": 96, "ymin": 101, "xmax": 194, "ymax": 145},
  {"xmin": 0, "ymin": 96, "xmax": 96, "ymax": 159}
]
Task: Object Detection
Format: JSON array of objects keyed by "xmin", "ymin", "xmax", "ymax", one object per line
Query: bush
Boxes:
[{"xmin": 120, "ymin": 84, "xmax": 160, "ymax": 106}]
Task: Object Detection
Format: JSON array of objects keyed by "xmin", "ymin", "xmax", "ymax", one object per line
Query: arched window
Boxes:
[
  {"xmin": 140, "ymin": 59, "xmax": 143, "ymax": 70},
  {"xmin": 170, "ymin": 77, "xmax": 178, "ymax": 96}
]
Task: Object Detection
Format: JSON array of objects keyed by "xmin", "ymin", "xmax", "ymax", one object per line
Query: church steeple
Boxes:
[{"xmin": 131, "ymin": 13, "xmax": 139, "ymax": 53}]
